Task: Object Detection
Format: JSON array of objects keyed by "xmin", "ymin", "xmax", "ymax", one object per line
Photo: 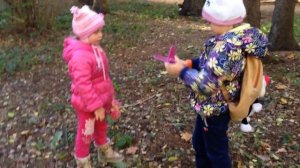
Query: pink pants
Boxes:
[{"xmin": 75, "ymin": 110, "xmax": 108, "ymax": 158}]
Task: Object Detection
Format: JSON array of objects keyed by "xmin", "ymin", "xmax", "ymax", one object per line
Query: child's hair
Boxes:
[
  {"xmin": 202, "ymin": 0, "xmax": 246, "ymax": 26},
  {"xmin": 70, "ymin": 5, "xmax": 105, "ymax": 39}
]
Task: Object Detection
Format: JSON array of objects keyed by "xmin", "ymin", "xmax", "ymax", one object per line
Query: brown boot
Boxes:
[
  {"xmin": 75, "ymin": 155, "xmax": 92, "ymax": 168},
  {"xmin": 98, "ymin": 143, "xmax": 124, "ymax": 163}
]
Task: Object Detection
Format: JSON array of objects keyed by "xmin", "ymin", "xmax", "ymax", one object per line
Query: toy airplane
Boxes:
[{"xmin": 153, "ymin": 45, "xmax": 176, "ymax": 63}]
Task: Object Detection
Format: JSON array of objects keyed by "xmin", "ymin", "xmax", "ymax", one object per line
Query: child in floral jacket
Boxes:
[{"xmin": 164, "ymin": 0, "xmax": 268, "ymax": 167}]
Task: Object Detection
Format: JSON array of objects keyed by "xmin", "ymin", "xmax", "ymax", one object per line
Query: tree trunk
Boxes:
[
  {"xmin": 268, "ymin": 0, "xmax": 300, "ymax": 51},
  {"xmin": 79, "ymin": 0, "xmax": 109, "ymax": 14},
  {"xmin": 243, "ymin": 0, "xmax": 260, "ymax": 28},
  {"xmin": 179, "ymin": 0, "xmax": 205, "ymax": 16},
  {"xmin": 93, "ymin": 0, "xmax": 109, "ymax": 14}
]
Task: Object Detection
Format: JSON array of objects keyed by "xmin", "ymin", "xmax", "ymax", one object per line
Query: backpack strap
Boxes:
[{"xmin": 220, "ymin": 84, "xmax": 230, "ymax": 102}]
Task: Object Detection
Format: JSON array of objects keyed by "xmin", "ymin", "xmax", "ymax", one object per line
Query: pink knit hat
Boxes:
[
  {"xmin": 202, "ymin": 0, "xmax": 246, "ymax": 26},
  {"xmin": 70, "ymin": 5, "xmax": 105, "ymax": 39}
]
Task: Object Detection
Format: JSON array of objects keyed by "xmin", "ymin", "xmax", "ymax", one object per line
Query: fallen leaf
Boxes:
[
  {"xmin": 160, "ymin": 71, "xmax": 167, "ymax": 75},
  {"xmin": 7, "ymin": 112, "xmax": 15, "ymax": 118},
  {"xmin": 50, "ymin": 131, "xmax": 63, "ymax": 149},
  {"xmin": 168, "ymin": 156, "xmax": 178, "ymax": 162},
  {"xmin": 180, "ymin": 132, "xmax": 192, "ymax": 142},
  {"xmin": 126, "ymin": 146, "xmax": 139, "ymax": 155},
  {"xmin": 275, "ymin": 83, "xmax": 287, "ymax": 90},
  {"xmin": 275, "ymin": 148, "xmax": 287, "ymax": 154},
  {"xmin": 9, "ymin": 133, "xmax": 17, "ymax": 144},
  {"xmin": 279, "ymin": 98, "xmax": 288, "ymax": 105},
  {"xmin": 249, "ymin": 161, "xmax": 254, "ymax": 168},
  {"xmin": 276, "ymin": 118, "xmax": 284, "ymax": 125},
  {"xmin": 163, "ymin": 103, "xmax": 171, "ymax": 106},
  {"xmin": 261, "ymin": 142, "xmax": 271, "ymax": 151},
  {"xmin": 113, "ymin": 161, "xmax": 126, "ymax": 168},
  {"xmin": 256, "ymin": 154, "xmax": 270, "ymax": 161},
  {"xmin": 156, "ymin": 93, "xmax": 162, "ymax": 97},
  {"xmin": 237, "ymin": 161, "xmax": 243, "ymax": 168},
  {"xmin": 287, "ymin": 52, "xmax": 295, "ymax": 59},
  {"xmin": 162, "ymin": 144, "xmax": 168, "ymax": 150},
  {"xmin": 271, "ymin": 154, "xmax": 280, "ymax": 160},
  {"xmin": 20, "ymin": 130, "xmax": 30, "ymax": 135},
  {"xmin": 34, "ymin": 111, "xmax": 39, "ymax": 116}
]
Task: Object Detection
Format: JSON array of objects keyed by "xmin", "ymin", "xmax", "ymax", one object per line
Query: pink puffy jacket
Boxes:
[{"xmin": 63, "ymin": 37, "xmax": 114, "ymax": 113}]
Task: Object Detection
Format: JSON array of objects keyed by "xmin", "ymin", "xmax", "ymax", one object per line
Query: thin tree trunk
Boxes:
[
  {"xmin": 268, "ymin": 0, "xmax": 299, "ymax": 51},
  {"xmin": 93, "ymin": 0, "xmax": 109, "ymax": 14},
  {"xmin": 243, "ymin": 0, "xmax": 261, "ymax": 28},
  {"xmin": 79, "ymin": 0, "xmax": 109, "ymax": 14},
  {"xmin": 179, "ymin": 0, "xmax": 204, "ymax": 16}
]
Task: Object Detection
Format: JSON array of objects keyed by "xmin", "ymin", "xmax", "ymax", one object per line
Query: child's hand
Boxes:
[
  {"xmin": 175, "ymin": 56, "xmax": 186, "ymax": 65},
  {"xmin": 110, "ymin": 101, "xmax": 121, "ymax": 120},
  {"xmin": 95, "ymin": 108, "xmax": 106, "ymax": 121},
  {"xmin": 164, "ymin": 56, "xmax": 186, "ymax": 77}
]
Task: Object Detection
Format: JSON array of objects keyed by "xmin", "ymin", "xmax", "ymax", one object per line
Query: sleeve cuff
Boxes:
[
  {"xmin": 191, "ymin": 58, "xmax": 200, "ymax": 69},
  {"xmin": 179, "ymin": 67, "xmax": 190, "ymax": 80}
]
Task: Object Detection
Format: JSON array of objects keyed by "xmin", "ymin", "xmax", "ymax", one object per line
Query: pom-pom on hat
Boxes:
[
  {"xmin": 202, "ymin": 0, "xmax": 246, "ymax": 26},
  {"xmin": 70, "ymin": 5, "xmax": 105, "ymax": 39}
]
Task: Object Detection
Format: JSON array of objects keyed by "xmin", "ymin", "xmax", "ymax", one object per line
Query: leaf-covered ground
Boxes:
[{"xmin": 0, "ymin": 1, "xmax": 299, "ymax": 168}]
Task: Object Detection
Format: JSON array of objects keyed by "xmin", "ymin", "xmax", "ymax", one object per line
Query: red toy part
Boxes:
[{"xmin": 264, "ymin": 75, "xmax": 271, "ymax": 85}]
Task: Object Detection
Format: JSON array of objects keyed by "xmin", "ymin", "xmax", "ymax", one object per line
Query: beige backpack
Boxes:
[{"xmin": 221, "ymin": 56, "xmax": 263, "ymax": 122}]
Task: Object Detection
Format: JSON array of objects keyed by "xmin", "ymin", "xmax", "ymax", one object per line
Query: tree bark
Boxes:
[
  {"xmin": 179, "ymin": 0, "xmax": 205, "ymax": 16},
  {"xmin": 268, "ymin": 0, "xmax": 300, "ymax": 51},
  {"xmin": 79, "ymin": 0, "xmax": 109, "ymax": 14},
  {"xmin": 243, "ymin": 0, "xmax": 261, "ymax": 28},
  {"xmin": 93, "ymin": 0, "xmax": 109, "ymax": 14}
]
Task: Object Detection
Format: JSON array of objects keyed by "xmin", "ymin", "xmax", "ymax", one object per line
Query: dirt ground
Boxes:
[{"xmin": 0, "ymin": 1, "xmax": 299, "ymax": 168}]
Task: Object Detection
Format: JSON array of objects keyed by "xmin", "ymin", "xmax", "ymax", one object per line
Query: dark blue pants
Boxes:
[{"xmin": 192, "ymin": 112, "xmax": 231, "ymax": 168}]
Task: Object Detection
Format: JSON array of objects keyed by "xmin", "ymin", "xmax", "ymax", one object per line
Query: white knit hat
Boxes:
[{"xmin": 202, "ymin": 0, "xmax": 246, "ymax": 26}]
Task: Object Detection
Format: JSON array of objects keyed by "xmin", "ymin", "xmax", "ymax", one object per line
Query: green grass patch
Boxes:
[
  {"xmin": 0, "ymin": 8, "xmax": 11, "ymax": 29},
  {"xmin": 109, "ymin": 0, "xmax": 179, "ymax": 19},
  {"xmin": 261, "ymin": 22, "xmax": 272, "ymax": 35},
  {"xmin": 55, "ymin": 11, "xmax": 72, "ymax": 30},
  {"xmin": 1, "ymin": 0, "xmax": 178, "ymax": 75},
  {"xmin": 294, "ymin": 14, "xmax": 300, "ymax": 42},
  {"xmin": 107, "ymin": 117, "xmax": 133, "ymax": 149},
  {"xmin": 281, "ymin": 133, "xmax": 292, "ymax": 145},
  {"xmin": 103, "ymin": 15, "xmax": 147, "ymax": 49},
  {"xmin": 0, "ymin": 45, "xmax": 56, "ymax": 75},
  {"xmin": 287, "ymin": 72, "xmax": 300, "ymax": 88},
  {"xmin": 0, "ymin": 47, "xmax": 39, "ymax": 74}
]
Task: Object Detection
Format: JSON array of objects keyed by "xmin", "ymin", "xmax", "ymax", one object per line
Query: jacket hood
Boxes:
[
  {"xmin": 229, "ymin": 23, "xmax": 269, "ymax": 60},
  {"xmin": 62, "ymin": 37, "xmax": 92, "ymax": 63}
]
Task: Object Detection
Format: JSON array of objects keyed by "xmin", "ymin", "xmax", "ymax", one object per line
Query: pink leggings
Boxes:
[{"xmin": 75, "ymin": 111, "xmax": 108, "ymax": 158}]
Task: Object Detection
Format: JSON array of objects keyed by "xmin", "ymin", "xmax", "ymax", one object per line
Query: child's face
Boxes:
[{"xmin": 88, "ymin": 28, "xmax": 103, "ymax": 45}]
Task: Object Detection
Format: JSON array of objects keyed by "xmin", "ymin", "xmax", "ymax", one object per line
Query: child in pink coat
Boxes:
[{"xmin": 62, "ymin": 5, "xmax": 123, "ymax": 167}]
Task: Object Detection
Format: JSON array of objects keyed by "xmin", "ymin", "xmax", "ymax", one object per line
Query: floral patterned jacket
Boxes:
[{"xmin": 179, "ymin": 24, "xmax": 268, "ymax": 119}]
